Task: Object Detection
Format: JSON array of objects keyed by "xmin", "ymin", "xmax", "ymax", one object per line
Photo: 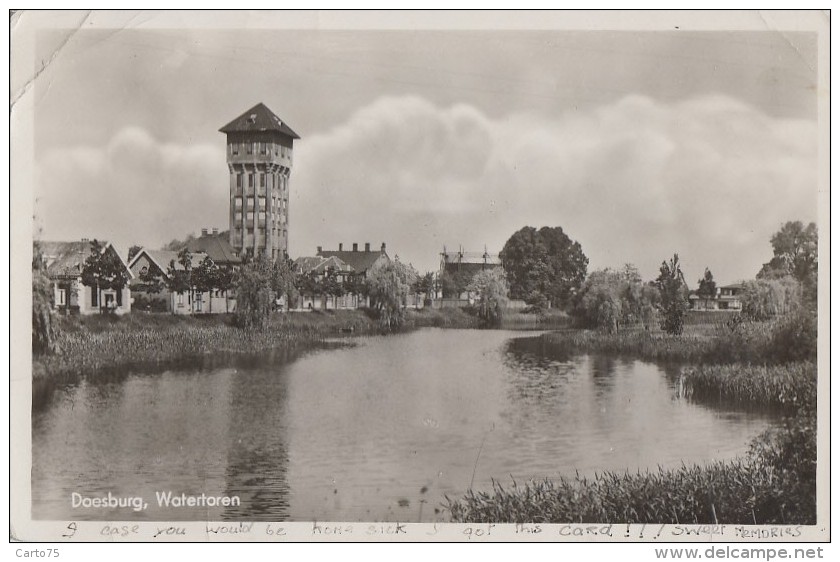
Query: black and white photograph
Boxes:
[{"xmin": 9, "ymin": 9, "xmax": 830, "ymax": 545}]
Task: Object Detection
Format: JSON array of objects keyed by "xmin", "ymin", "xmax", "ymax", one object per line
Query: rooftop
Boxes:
[
  {"xmin": 182, "ymin": 232, "xmax": 241, "ymax": 265},
  {"xmin": 317, "ymin": 246, "xmax": 389, "ymax": 274},
  {"xmin": 219, "ymin": 103, "xmax": 301, "ymax": 139},
  {"xmin": 441, "ymin": 250, "xmax": 501, "ymax": 266}
]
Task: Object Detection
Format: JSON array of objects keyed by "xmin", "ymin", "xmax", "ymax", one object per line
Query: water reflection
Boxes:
[
  {"xmin": 33, "ymin": 329, "xmax": 777, "ymax": 522},
  {"xmin": 221, "ymin": 366, "xmax": 291, "ymax": 520}
]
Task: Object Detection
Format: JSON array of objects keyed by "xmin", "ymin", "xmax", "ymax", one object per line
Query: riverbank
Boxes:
[
  {"xmin": 537, "ymin": 310, "xmax": 816, "ymax": 365},
  {"xmin": 447, "ymin": 361, "xmax": 817, "ymax": 525},
  {"xmin": 33, "ymin": 307, "xmax": 482, "ymax": 384},
  {"xmin": 447, "ymin": 311, "xmax": 818, "ymax": 525}
]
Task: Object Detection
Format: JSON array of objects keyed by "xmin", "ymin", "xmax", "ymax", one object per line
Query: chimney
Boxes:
[
  {"xmin": 381, "ymin": 242, "xmax": 386, "ymax": 253},
  {"xmin": 352, "ymin": 243, "xmax": 358, "ymax": 252},
  {"xmin": 201, "ymin": 228, "xmax": 208, "ymax": 237},
  {"xmin": 365, "ymin": 242, "xmax": 371, "ymax": 252},
  {"xmin": 317, "ymin": 246, "xmax": 322, "ymax": 254},
  {"xmin": 212, "ymin": 227, "xmax": 219, "ymax": 236},
  {"xmin": 339, "ymin": 243, "xmax": 343, "ymax": 251}
]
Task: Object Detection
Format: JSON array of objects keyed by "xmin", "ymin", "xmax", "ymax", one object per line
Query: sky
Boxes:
[{"xmin": 20, "ymin": 11, "xmax": 822, "ymax": 284}]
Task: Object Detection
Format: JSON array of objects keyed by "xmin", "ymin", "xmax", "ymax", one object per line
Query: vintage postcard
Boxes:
[{"xmin": 9, "ymin": 9, "xmax": 830, "ymax": 550}]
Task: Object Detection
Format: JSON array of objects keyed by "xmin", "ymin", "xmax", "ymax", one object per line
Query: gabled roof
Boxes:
[
  {"xmin": 182, "ymin": 233, "xmax": 241, "ymax": 266},
  {"xmin": 129, "ymin": 248, "xmax": 209, "ymax": 279},
  {"xmin": 37, "ymin": 240, "xmax": 133, "ymax": 279},
  {"xmin": 219, "ymin": 103, "xmax": 301, "ymax": 139},
  {"xmin": 317, "ymin": 249, "xmax": 389, "ymax": 274},
  {"xmin": 294, "ymin": 255, "xmax": 354, "ymax": 275}
]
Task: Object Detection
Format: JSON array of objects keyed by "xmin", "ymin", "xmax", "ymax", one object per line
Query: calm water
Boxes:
[{"xmin": 32, "ymin": 328, "xmax": 776, "ymax": 521}]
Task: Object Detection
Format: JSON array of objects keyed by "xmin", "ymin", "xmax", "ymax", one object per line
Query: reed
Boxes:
[
  {"xmin": 679, "ymin": 362, "xmax": 816, "ymax": 411},
  {"xmin": 446, "ymin": 408, "xmax": 816, "ymax": 525}
]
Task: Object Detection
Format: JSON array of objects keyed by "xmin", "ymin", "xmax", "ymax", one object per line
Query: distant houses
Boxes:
[
  {"xmin": 440, "ymin": 247, "xmax": 502, "ymax": 278},
  {"xmin": 38, "ymin": 240, "xmax": 133, "ymax": 315},
  {"xmin": 439, "ymin": 246, "xmax": 503, "ymax": 304},
  {"xmin": 689, "ymin": 283, "xmax": 745, "ymax": 311}
]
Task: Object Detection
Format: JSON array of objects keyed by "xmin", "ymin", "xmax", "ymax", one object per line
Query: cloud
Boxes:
[
  {"xmin": 35, "ymin": 94, "xmax": 817, "ymax": 284},
  {"xmin": 35, "ymin": 126, "xmax": 229, "ymax": 253},
  {"xmin": 292, "ymin": 94, "xmax": 817, "ymax": 282}
]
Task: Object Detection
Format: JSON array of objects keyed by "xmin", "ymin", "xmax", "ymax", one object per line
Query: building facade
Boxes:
[
  {"xmin": 220, "ymin": 103, "xmax": 300, "ymax": 261},
  {"xmin": 689, "ymin": 283, "xmax": 745, "ymax": 311},
  {"xmin": 38, "ymin": 240, "xmax": 133, "ymax": 315}
]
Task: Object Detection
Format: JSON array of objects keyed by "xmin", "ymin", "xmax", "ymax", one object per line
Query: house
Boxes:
[
  {"xmin": 689, "ymin": 283, "xmax": 745, "ymax": 311},
  {"xmin": 183, "ymin": 228, "xmax": 242, "ymax": 268},
  {"xmin": 440, "ymin": 247, "xmax": 502, "ymax": 279},
  {"xmin": 37, "ymin": 240, "xmax": 133, "ymax": 315},
  {"xmin": 293, "ymin": 255, "xmax": 359, "ymax": 310},
  {"xmin": 292, "ymin": 242, "xmax": 391, "ymax": 310},
  {"xmin": 439, "ymin": 246, "xmax": 502, "ymax": 302},
  {"xmin": 128, "ymin": 248, "xmax": 235, "ymax": 314},
  {"xmin": 317, "ymin": 242, "xmax": 390, "ymax": 279}
]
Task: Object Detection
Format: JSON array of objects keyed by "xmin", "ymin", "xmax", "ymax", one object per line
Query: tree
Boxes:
[
  {"xmin": 127, "ymin": 245, "xmax": 142, "ymax": 263},
  {"xmin": 366, "ymin": 260, "xmax": 419, "ymax": 329},
  {"xmin": 413, "ymin": 272, "xmax": 436, "ymax": 305},
  {"xmin": 32, "ymin": 243, "xmax": 59, "ymax": 354},
  {"xmin": 466, "ymin": 269, "xmax": 510, "ymax": 322},
  {"xmin": 166, "ymin": 248, "xmax": 194, "ymax": 312},
  {"xmin": 80, "ymin": 240, "xmax": 130, "ymax": 313},
  {"xmin": 234, "ymin": 255, "xmax": 297, "ymax": 327},
  {"xmin": 163, "ymin": 233, "xmax": 197, "ymax": 251},
  {"xmin": 758, "ymin": 221, "xmax": 818, "ymax": 308},
  {"xmin": 440, "ymin": 269, "xmax": 472, "ymax": 299},
  {"xmin": 192, "ymin": 256, "xmax": 219, "ymax": 313},
  {"xmin": 572, "ymin": 265, "xmax": 657, "ymax": 332},
  {"xmin": 655, "ymin": 253, "xmax": 689, "ymax": 335},
  {"xmin": 500, "ymin": 226, "xmax": 588, "ymax": 310},
  {"xmin": 741, "ymin": 277, "xmax": 801, "ymax": 321},
  {"xmin": 697, "ymin": 267, "xmax": 717, "ymax": 300}
]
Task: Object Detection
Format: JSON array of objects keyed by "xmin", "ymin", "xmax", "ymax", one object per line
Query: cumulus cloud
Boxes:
[
  {"xmin": 292, "ymin": 95, "xmax": 817, "ymax": 282},
  {"xmin": 35, "ymin": 95, "xmax": 817, "ymax": 284},
  {"xmin": 35, "ymin": 126, "xmax": 229, "ymax": 254}
]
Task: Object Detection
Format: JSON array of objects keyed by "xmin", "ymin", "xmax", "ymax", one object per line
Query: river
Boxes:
[{"xmin": 32, "ymin": 328, "xmax": 776, "ymax": 521}]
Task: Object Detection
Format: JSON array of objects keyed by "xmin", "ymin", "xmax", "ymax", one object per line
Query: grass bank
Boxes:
[
  {"xmin": 539, "ymin": 310, "xmax": 816, "ymax": 365},
  {"xmin": 34, "ymin": 307, "xmax": 481, "ymax": 384}
]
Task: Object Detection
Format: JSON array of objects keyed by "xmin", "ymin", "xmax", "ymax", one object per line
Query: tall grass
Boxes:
[
  {"xmin": 447, "ymin": 403, "xmax": 816, "ymax": 524},
  {"xmin": 540, "ymin": 310, "xmax": 816, "ymax": 366},
  {"xmin": 35, "ymin": 311, "xmax": 377, "ymax": 382},
  {"xmin": 679, "ymin": 362, "xmax": 816, "ymax": 411},
  {"xmin": 447, "ymin": 437, "xmax": 814, "ymax": 524},
  {"xmin": 34, "ymin": 307, "xmax": 483, "ymax": 384}
]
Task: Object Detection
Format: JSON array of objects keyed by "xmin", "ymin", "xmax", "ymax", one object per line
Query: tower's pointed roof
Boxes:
[{"xmin": 219, "ymin": 103, "xmax": 301, "ymax": 138}]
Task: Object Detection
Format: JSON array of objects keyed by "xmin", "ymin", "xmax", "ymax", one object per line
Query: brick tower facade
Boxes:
[{"xmin": 220, "ymin": 103, "xmax": 300, "ymax": 260}]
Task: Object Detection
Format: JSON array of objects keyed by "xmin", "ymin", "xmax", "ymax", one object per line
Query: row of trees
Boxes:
[{"xmin": 497, "ymin": 220, "xmax": 817, "ymax": 336}]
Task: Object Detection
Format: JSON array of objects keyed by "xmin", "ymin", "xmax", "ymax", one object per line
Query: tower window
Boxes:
[
  {"xmin": 246, "ymin": 211, "xmax": 254, "ymax": 221},
  {"xmin": 246, "ymin": 197, "xmax": 254, "ymax": 210},
  {"xmin": 234, "ymin": 197, "xmax": 242, "ymax": 209},
  {"xmin": 260, "ymin": 173, "xmax": 265, "ymax": 188},
  {"xmin": 247, "ymin": 142, "xmax": 253, "ymax": 155},
  {"xmin": 260, "ymin": 142, "xmax": 267, "ymax": 155},
  {"xmin": 236, "ymin": 174, "xmax": 242, "ymax": 188},
  {"xmin": 235, "ymin": 211, "xmax": 242, "ymax": 221},
  {"xmin": 258, "ymin": 197, "xmax": 266, "ymax": 209},
  {"xmin": 248, "ymin": 174, "xmax": 254, "ymax": 188}
]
